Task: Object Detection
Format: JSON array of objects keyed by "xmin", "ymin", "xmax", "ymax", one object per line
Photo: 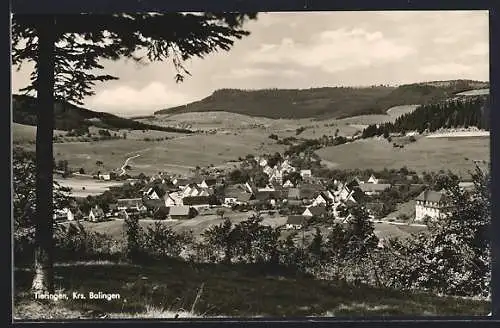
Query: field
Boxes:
[
  {"xmin": 43, "ymin": 130, "xmax": 286, "ymax": 177},
  {"xmin": 12, "ymin": 123, "xmax": 66, "ymax": 143},
  {"xmin": 55, "ymin": 177, "xmax": 124, "ymax": 197},
  {"xmin": 316, "ymin": 135, "xmax": 490, "ymax": 178}
]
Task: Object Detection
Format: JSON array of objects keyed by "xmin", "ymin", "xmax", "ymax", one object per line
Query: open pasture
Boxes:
[
  {"xmin": 52, "ymin": 131, "xmax": 286, "ymax": 177},
  {"xmin": 316, "ymin": 135, "xmax": 489, "ymax": 178},
  {"xmin": 55, "ymin": 178, "xmax": 124, "ymax": 197},
  {"xmin": 13, "ymin": 123, "xmax": 66, "ymax": 143}
]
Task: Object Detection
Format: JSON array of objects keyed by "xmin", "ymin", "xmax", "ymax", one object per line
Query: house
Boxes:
[
  {"xmin": 302, "ymin": 205, "xmax": 328, "ymax": 218},
  {"xmin": 172, "ymin": 178, "xmax": 191, "ymax": 188},
  {"xmin": 117, "ymin": 198, "xmax": 145, "ymax": 212},
  {"xmin": 142, "ymin": 197, "xmax": 165, "ymax": 212},
  {"xmin": 258, "ymin": 184, "xmax": 275, "ymax": 192},
  {"xmin": 312, "ymin": 193, "xmax": 330, "ymax": 207},
  {"xmin": 88, "ymin": 206, "xmax": 105, "ymax": 222},
  {"xmin": 358, "ymin": 183, "xmax": 391, "ymax": 196},
  {"xmin": 415, "ymin": 190, "xmax": 451, "ymax": 222},
  {"xmin": 199, "ymin": 178, "xmax": 217, "ymax": 189},
  {"xmin": 286, "ymin": 215, "xmax": 308, "ymax": 230},
  {"xmin": 269, "ymin": 170, "xmax": 284, "ymax": 184},
  {"xmin": 164, "ymin": 193, "xmax": 178, "ymax": 206},
  {"xmin": 224, "ymin": 185, "xmax": 253, "ymax": 205},
  {"xmin": 169, "ymin": 206, "xmax": 198, "ymax": 220},
  {"xmin": 53, "ymin": 207, "xmax": 75, "ymax": 222},
  {"xmin": 300, "ymin": 169, "xmax": 312, "ymax": 178},
  {"xmin": 263, "ymin": 166, "xmax": 274, "ymax": 176},
  {"xmin": 283, "ymin": 180, "xmax": 294, "ymax": 188},
  {"xmin": 367, "ymin": 174, "xmax": 380, "ymax": 184},
  {"xmin": 182, "ymin": 195, "xmax": 214, "ymax": 207},
  {"xmin": 144, "ymin": 185, "xmax": 164, "ymax": 200},
  {"xmin": 254, "ymin": 191, "xmax": 275, "ymax": 205},
  {"xmin": 98, "ymin": 173, "xmax": 111, "ymax": 181},
  {"xmin": 259, "ymin": 158, "xmax": 268, "ymax": 167}
]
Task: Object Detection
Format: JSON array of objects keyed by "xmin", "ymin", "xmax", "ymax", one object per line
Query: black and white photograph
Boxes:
[{"xmin": 11, "ymin": 10, "xmax": 492, "ymax": 320}]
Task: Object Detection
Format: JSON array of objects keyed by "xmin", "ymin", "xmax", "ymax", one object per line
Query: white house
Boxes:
[
  {"xmin": 312, "ymin": 193, "xmax": 329, "ymax": 207},
  {"xmin": 258, "ymin": 184, "xmax": 275, "ymax": 192},
  {"xmin": 259, "ymin": 158, "xmax": 268, "ymax": 167},
  {"xmin": 144, "ymin": 187, "xmax": 161, "ymax": 200},
  {"xmin": 367, "ymin": 174, "xmax": 380, "ymax": 184},
  {"xmin": 415, "ymin": 190, "xmax": 451, "ymax": 222},
  {"xmin": 98, "ymin": 173, "xmax": 111, "ymax": 181},
  {"xmin": 164, "ymin": 193, "xmax": 178, "ymax": 206},
  {"xmin": 263, "ymin": 166, "xmax": 274, "ymax": 176},
  {"xmin": 88, "ymin": 206, "xmax": 105, "ymax": 222},
  {"xmin": 283, "ymin": 180, "xmax": 294, "ymax": 188},
  {"xmin": 53, "ymin": 207, "xmax": 75, "ymax": 221},
  {"xmin": 300, "ymin": 169, "xmax": 312, "ymax": 178}
]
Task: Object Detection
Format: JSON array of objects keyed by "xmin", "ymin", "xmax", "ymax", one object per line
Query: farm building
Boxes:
[
  {"xmin": 169, "ymin": 206, "xmax": 198, "ymax": 220},
  {"xmin": 224, "ymin": 185, "xmax": 253, "ymax": 205},
  {"xmin": 286, "ymin": 215, "xmax": 308, "ymax": 230},
  {"xmin": 117, "ymin": 198, "xmax": 146, "ymax": 212},
  {"xmin": 53, "ymin": 207, "xmax": 75, "ymax": 222},
  {"xmin": 358, "ymin": 183, "xmax": 391, "ymax": 196},
  {"xmin": 415, "ymin": 190, "xmax": 452, "ymax": 222},
  {"xmin": 283, "ymin": 180, "xmax": 295, "ymax": 188},
  {"xmin": 300, "ymin": 169, "xmax": 312, "ymax": 178},
  {"xmin": 182, "ymin": 195, "xmax": 217, "ymax": 207}
]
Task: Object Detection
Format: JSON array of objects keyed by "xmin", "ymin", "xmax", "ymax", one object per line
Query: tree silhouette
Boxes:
[{"xmin": 12, "ymin": 12, "xmax": 257, "ymax": 293}]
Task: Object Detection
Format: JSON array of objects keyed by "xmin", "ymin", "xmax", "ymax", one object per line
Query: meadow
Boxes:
[
  {"xmin": 316, "ymin": 135, "xmax": 490, "ymax": 178},
  {"xmin": 55, "ymin": 178, "xmax": 125, "ymax": 197}
]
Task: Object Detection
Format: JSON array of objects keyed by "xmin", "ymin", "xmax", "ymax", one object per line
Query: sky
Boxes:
[{"xmin": 11, "ymin": 11, "xmax": 489, "ymax": 117}]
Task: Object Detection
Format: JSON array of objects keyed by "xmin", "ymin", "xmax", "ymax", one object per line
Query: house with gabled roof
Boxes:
[
  {"xmin": 88, "ymin": 205, "xmax": 105, "ymax": 222},
  {"xmin": 367, "ymin": 174, "xmax": 380, "ymax": 184},
  {"xmin": 302, "ymin": 205, "xmax": 328, "ymax": 218},
  {"xmin": 283, "ymin": 179, "xmax": 294, "ymax": 188},
  {"xmin": 117, "ymin": 198, "xmax": 145, "ymax": 212},
  {"xmin": 359, "ymin": 183, "xmax": 391, "ymax": 196},
  {"xmin": 312, "ymin": 193, "xmax": 330, "ymax": 207},
  {"xmin": 415, "ymin": 190, "xmax": 452, "ymax": 222},
  {"xmin": 224, "ymin": 185, "xmax": 253, "ymax": 205},
  {"xmin": 53, "ymin": 207, "xmax": 75, "ymax": 222},
  {"xmin": 199, "ymin": 178, "xmax": 217, "ymax": 189}
]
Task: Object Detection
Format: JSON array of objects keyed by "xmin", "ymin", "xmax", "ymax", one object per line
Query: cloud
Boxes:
[
  {"xmin": 87, "ymin": 82, "xmax": 191, "ymax": 114},
  {"xmin": 246, "ymin": 28, "xmax": 415, "ymax": 73},
  {"xmin": 419, "ymin": 63, "xmax": 473, "ymax": 75},
  {"xmin": 463, "ymin": 42, "xmax": 489, "ymax": 56},
  {"xmin": 213, "ymin": 67, "xmax": 301, "ymax": 80},
  {"xmin": 433, "ymin": 35, "xmax": 461, "ymax": 44}
]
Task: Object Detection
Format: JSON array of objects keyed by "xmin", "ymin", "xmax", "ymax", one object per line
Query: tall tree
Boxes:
[{"xmin": 12, "ymin": 12, "xmax": 257, "ymax": 293}]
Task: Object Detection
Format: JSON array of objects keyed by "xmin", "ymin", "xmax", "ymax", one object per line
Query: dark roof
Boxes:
[
  {"xmin": 142, "ymin": 198, "xmax": 164, "ymax": 210},
  {"xmin": 287, "ymin": 215, "xmax": 307, "ymax": 225},
  {"xmin": 287, "ymin": 199, "xmax": 303, "ymax": 206},
  {"xmin": 202, "ymin": 178, "xmax": 217, "ymax": 186},
  {"xmin": 117, "ymin": 198, "xmax": 142, "ymax": 207},
  {"xmin": 174, "ymin": 178, "xmax": 190, "ymax": 185},
  {"xmin": 255, "ymin": 191, "xmax": 273, "ymax": 201},
  {"xmin": 169, "ymin": 206, "xmax": 191, "ymax": 216},
  {"xmin": 359, "ymin": 183, "xmax": 392, "ymax": 192},
  {"xmin": 182, "ymin": 196, "xmax": 212, "ymax": 205},
  {"xmin": 305, "ymin": 205, "xmax": 328, "ymax": 216},
  {"xmin": 416, "ymin": 190, "xmax": 448, "ymax": 203}
]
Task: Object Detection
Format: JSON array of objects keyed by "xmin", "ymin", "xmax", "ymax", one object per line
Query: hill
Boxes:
[
  {"xmin": 155, "ymin": 80, "xmax": 489, "ymax": 120},
  {"xmin": 12, "ymin": 95, "xmax": 193, "ymax": 134}
]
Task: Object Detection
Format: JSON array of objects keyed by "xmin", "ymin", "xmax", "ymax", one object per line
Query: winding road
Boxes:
[{"xmin": 119, "ymin": 154, "xmax": 141, "ymax": 176}]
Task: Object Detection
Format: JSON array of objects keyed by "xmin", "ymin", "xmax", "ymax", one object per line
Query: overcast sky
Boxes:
[{"xmin": 11, "ymin": 11, "xmax": 489, "ymax": 117}]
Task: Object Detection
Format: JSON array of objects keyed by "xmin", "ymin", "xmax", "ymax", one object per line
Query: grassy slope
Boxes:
[
  {"xmin": 316, "ymin": 135, "xmax": 490, "ymax": 178},
  {"xmin": 14, "ymin": 260, "xmax": 489, "ymax": 319},
  {"xmin": 155, "ymin": 80, "xmax": 489, "ymax": 120},
  {"xmin": 46, "ymin": 131, "xmax": 285, "ymax": 176}
]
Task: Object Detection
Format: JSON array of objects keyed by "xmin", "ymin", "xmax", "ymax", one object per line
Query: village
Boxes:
[{"xmin": 53, "ymin": 151, "xmax": 461, "ymax": 245}]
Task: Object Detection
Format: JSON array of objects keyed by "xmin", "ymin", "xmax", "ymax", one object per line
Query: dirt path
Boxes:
[{"xmin": 119, "ymin": 154, "xmax": 141, "ymax": 176}]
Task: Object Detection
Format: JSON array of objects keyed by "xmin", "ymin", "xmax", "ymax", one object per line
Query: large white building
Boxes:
[{"xmin": 415, "ymin": 190, "xmax": 451, "ymax": 222}]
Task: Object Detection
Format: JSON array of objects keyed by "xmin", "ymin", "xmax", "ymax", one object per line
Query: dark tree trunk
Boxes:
[{"xmin": 31, "ymin": 15, "xmax": 56, "ymax": 294}]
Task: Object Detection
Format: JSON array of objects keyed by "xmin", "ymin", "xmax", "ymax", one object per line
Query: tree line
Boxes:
[{"xmin": 362, "ymin": 96, "xmax": 489, "ymax": 139}]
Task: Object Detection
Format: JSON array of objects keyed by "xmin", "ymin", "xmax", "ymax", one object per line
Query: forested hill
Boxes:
[
  {"xmin": 12, "ymin": 95, "xmax": 193, "ymax": 133},
  {"xmin": 361, "ymin": 95, "xmax": 490, "ymax": 138},
  {"xmin": 155, "ymin": 80, "xmax": 489, "ymax": 119}
]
